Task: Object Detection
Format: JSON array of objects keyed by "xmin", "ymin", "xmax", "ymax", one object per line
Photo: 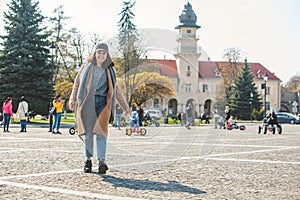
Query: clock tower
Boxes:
[{"xmin": 174, "ymin": 2, "xmax": 201, "ymax": 95}]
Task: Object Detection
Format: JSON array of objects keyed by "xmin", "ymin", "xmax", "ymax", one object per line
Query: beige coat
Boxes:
[
  {"xmin": 69, "ymin": 64, "xmax": 129, "ymax": 137},
  {"xmin": 16, "ymin": 101, "xmax": 28, "ymax": 120}
]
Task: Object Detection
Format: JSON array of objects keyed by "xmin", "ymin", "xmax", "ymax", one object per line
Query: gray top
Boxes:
[{"xmin": 94, "ymin": 65, "xmax": 108, "ymax": 96}]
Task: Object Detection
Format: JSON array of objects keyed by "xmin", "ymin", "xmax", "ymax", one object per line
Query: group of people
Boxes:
[
  {"xmin": 1, "ymin": 94, "xmax": 64, "ymax": 134},
  {"xmin": 1, "ymin": 96, "xmax": 28, "ymax": 132}
]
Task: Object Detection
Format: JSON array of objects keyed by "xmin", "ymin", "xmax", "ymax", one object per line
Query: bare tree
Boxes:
[{"xmin": 220, "ymin": 47, "xmax": 243, "ymax": 102}]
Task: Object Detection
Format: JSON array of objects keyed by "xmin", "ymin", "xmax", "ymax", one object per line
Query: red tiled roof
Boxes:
[
  {"xmin": 198, "ymin": 61, "xmax": 220, "ymax": 78},
  {"xmin": 148, "ymin": 59, "xmax": 178, "ymax": 77},
  {"xmin": 142, "ymin": 59, "xmax": 281, "ymax": 81},
  {"xmin": 213, "ymin": 61, "xmax": 281, "ymax": 81}
]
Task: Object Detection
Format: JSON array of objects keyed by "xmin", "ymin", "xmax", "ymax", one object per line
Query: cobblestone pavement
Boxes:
[{"xmin": 0, "ymin": 123, "xmax": 299, "ymax": 199}]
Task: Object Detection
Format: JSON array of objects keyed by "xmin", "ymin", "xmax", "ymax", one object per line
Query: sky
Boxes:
[{"xmin": 0, "ymin": 0, "xmax": 300, "ymax": 84}]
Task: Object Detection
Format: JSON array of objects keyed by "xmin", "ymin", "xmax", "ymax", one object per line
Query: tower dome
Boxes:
[{"xmin": 175, "ymin": 2, "xmax": 200, "ymax": 29}]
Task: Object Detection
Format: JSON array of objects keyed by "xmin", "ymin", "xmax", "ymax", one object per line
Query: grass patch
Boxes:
[{"xmin": 12, "ymin": 115, "xmax": 75, "ymax": 124}]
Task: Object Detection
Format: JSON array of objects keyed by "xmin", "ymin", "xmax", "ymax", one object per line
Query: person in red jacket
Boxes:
[{"xmin": 2, "ymin": 97, "xmax": 13, "ymax": 132}]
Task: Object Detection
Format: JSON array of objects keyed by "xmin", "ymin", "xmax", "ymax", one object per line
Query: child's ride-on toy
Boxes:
[
  {"xmin": 258, "ymin": 124, "xmax": 282, "ymax": 134},
  {"xmin": 126, "ymin": 111, "xmax": 146, "ymax": 136},
  {"xmin": 126, "ymin": 125, "xmax": 146, "ymax": 136},
  {"xmin": 258, "ymin": 118, "xmax": 282, "ymax": 134},
  {"xmin": 226, "ymin": 116, "xmax": 246, "ymax": 131}
]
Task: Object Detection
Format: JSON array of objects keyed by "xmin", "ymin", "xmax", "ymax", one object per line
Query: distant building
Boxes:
[{"xmin": 137, "ymin": 2, "xmax": 282, "ymax": 117}]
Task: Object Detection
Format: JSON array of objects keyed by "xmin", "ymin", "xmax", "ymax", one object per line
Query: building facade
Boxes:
[{"xmin": 139, "ymin": 2, "xmax": 281, "ymax": 118}]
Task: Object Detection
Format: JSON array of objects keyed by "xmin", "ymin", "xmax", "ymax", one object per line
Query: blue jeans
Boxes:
[
  {"xmin": 85, "ymin": 96, "xmax": 107, "ymax": 159},
  {"xmin": 186, "ymin": 117, "xmax": 193, "ymax": 128},
  {"xmin": 52, "ymin": 113, "xmax": 62, "ymax": 131},
  {"xmin": 114, "ymin": 114, "xmax": 121, "ymax": 129},
  {"xmin": 3, "ymin": 113, "xmax": 10, "ymax": 131},
  {"xmin": 20, "ymin": 119, "xmax": 27, "ymax": 131}
]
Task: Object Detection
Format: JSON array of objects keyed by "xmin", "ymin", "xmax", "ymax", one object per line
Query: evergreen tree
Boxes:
[
  {"xmin": 229, "ymin": 59, "xmax": 261, "ymax": 120},
  {"xmin": 118, "ymin": 0, "xmax": 143, "ymax": 107},
  {"xmin": 0, "ymin": 0, "xmax": 51, "ymax": 113}
]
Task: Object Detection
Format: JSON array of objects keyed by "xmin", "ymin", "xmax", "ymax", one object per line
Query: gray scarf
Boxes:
[{"xmin": 77, "ymin": 62, "xmax": 92, "ymax": 106}]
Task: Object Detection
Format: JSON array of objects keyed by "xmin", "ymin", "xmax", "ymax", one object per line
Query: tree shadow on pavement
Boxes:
[{"xmin": 101, "ymin": 175, "xmax": 206, "ymax": 195}]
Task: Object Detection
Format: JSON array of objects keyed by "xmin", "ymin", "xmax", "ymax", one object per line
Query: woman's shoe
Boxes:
[
  {"xmin": 98, "ymin": 160, "xmax": 108, "ymax": 174},
  {"xmin": 84, "ymin": 160, "xmax": 92, "ymax": 173}
]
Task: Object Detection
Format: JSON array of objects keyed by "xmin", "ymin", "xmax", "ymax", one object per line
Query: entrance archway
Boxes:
[
  {"xmin": 168, "ymin": 98, "xmax": 178, "ymax": 116},
  {"xmin": 204, "ymin": 99, "xmax": 212, "ymax": 115}
]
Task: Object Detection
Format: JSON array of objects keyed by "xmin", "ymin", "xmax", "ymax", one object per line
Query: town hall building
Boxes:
[{"xmin": 139, "ymin": 2, "xmax": 281, "ymax": 117}]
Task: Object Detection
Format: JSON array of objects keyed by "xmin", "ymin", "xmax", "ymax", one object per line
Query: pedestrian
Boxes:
[
  {"xmin": 69, "ymin": 43, "xmax": 130, "ymax": 174},
  {"xmin": 201, "ymin": 112, "xmax": 210, "ymax": 124},
  {"xmin": 185, "ymin": 103, "xmax": 193, "ymax": 129},
  {"xmin": 182, "ymin": 112, "xmax": 187, "ymax": 125},
  {"xmin": 224, "ymin": 105, "xmax": 231, "ymax": 128},
  {"xmin": 137, "ymin": 106, "xmax": 144, "ymax": 126},
  {"xmin": 52, "ymin": 94, "xmax": 63, "ymax": 134},
  {"xmin": 114, "ymin": 103, "xmax": 123, "ymax": 130},
  {"xmin": 213, "ymin": 107, "xmax": 220, "ymax": 129},
  {"xmin": 2, "ymin": 97, "xmax": 13, "ymax": 132},
  {"xmin": 16, "ymin": 96, "xmax": 28, "ymax": 132},
  {"xmin": 177, "ymin": 112, "xmax": 182, "ymax": 126}
]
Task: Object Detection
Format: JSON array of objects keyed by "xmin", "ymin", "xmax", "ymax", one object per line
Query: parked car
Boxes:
[
  {"xmin": 276, "ymin": 112, "xmax": 300, "ymax": 124},
  {"xmin": 145, "ymin": 110, "xmax": 162, "ymax": 120}
]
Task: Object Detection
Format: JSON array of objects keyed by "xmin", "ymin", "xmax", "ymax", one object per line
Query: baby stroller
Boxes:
[{"xmin": 217, "ymin": 116, "xmax": 227, "ymax": 129}]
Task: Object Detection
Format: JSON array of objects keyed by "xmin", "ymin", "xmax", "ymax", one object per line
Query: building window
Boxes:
[
  {"xmin": 202, "ymin": 84, "xmax": 208, "ymax": 92},
  {"xmin": 266, "ymin": 102, "xmax": 270, "ymax": 110},
  {"xmin": 266, "ymin": 86, "xmax": 270, "ymax": 95},
  {"xmin": 153, "ymin": 98, "xmax": 159, "ymax": 108},
  {"xmin": 186, "ymin": 66, "xmax": 191, "ymax": 77},
  {"xmin": 186, "ymin": 70, "xmax": 191, "ymax": 77},
  {"xmin": 186, "ymin": 84, "xmax": 191, "ymax": 92},
  {"xmin": 187, "ymin": 30, "xmax": 191, "ymax": 33},
  {"xmin": 214, "ymin": 70, "xmax": 221, "ymax": 76}
]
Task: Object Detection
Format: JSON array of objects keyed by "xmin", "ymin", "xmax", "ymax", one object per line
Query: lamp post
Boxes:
[
  {"xmin": 250, "ymin": 92, "xmax": 253, "ymax": 122},
  {"xmin": 49, "ymin": 41, "xmax": 55, "ymax": 132},
  {"xmin": 263, "ymin": 73, "xmax": 268, "ymax": 118}
]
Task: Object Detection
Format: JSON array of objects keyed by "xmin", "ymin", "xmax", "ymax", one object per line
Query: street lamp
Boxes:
[
  {"xmin": 250, "ymin": 92, "xmax": 253, "ymax": 122},
  {"xmin": 49, "ymin": 41, "xmax": 55, "ymax": 132},
  {"xmin": 263, "ymin": 73, "xmax": 268, "ymax": 118}
]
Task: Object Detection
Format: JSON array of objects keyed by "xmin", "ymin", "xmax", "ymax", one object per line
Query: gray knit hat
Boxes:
[{"xmin": 95, "ymin": 43, "xmax": 108, "ymax": 52}]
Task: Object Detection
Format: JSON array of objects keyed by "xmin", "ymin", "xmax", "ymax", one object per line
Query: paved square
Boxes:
[{"xmin": 0, "ymin": 123, "xmax": 299, "ymax": 199}]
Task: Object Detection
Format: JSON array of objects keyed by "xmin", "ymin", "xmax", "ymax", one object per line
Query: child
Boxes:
[
  {"xmin": 227, "ymin": 116, "xmax": 238, "ymax": 129},
  {"xmin": 129, "ymin": 111, "xmax": 140, "ymax": 130}
]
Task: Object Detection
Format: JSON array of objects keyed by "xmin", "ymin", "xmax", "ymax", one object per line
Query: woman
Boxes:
[
  {"xmin": 69, "ymin": 43, "xmax": 130, "ymax": 174},
  {"xmin": 16, "ymin": 96, "xmax": 29, "ymax": 132},
  {"xmin": 52, "ymin": 94, "xmax": 63, "ymax": 134},
  {"xmin": 224, "ymin": 105, "xmax": 231, "ymax": 129},
  {"xmin": 2, "ymin": 97, "xmax": 13, "ymax": 132},
  {"xmin": 213, "ymin": 107, "xmax": 220, "ymax": 129}
]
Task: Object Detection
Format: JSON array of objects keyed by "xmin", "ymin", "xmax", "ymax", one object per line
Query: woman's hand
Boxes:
[{"xmin": 69, "ymin": 103, "xmax": 74, "ymax": 111}]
